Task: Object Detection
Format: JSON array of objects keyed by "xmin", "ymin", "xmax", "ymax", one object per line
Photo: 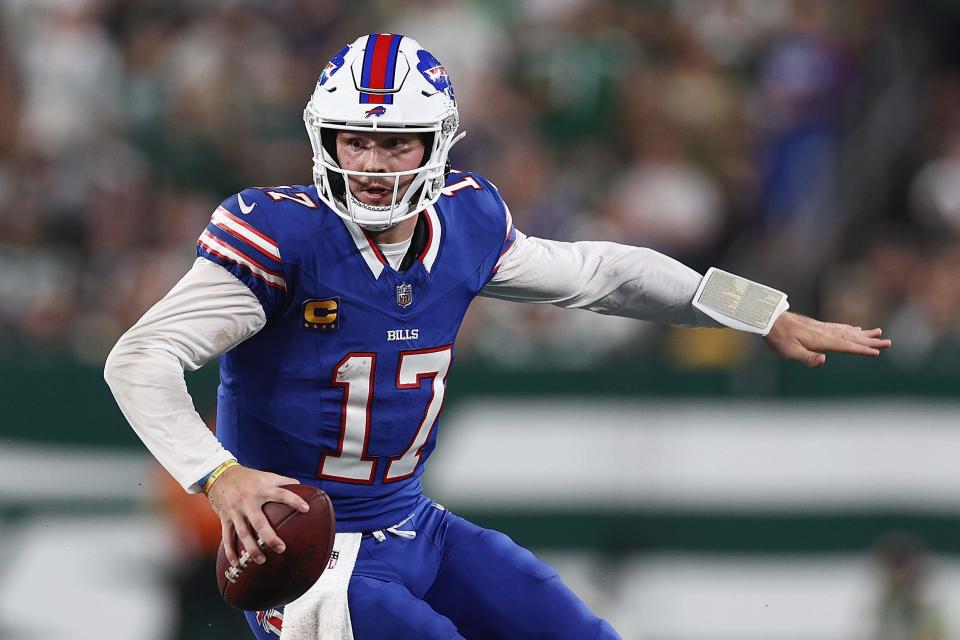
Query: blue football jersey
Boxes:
[{"xmin": 197, "ymin": 173, "xmax": 516, "ymax": 531}]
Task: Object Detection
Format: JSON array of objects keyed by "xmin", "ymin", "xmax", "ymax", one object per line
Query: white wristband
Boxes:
[{"xmin": 692, "ymin": 267, "xmax": 789, "ymax": 336}]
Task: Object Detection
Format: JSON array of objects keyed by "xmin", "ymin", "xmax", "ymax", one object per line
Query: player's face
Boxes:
[{"xmin": 335, "ymin": 132, "xmax": 426, "ymax": 206}]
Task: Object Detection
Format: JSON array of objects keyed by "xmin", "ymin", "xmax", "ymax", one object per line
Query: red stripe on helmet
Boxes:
[{"xmin": 368, "ymin": 34, "xmax": 393, "ymax": 90}]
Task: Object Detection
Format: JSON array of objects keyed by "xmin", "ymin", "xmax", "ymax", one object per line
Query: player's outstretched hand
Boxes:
[
  {"xmin": 205, "ymin": 464, "xmax": 311, "ymax": 567},
  {"xmin": 763, "ymin": 311, "xmax": 892, "ymax": 368}
]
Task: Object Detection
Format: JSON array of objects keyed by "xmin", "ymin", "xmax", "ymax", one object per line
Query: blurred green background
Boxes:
[{"xmin": 2, "ymin": 0, "xmax": 960, "ymax": 638}]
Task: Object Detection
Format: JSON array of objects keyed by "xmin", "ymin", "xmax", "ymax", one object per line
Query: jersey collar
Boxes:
[{"xmin": 341, "ymin": 206, "xmax": 442, "ymax": 279}]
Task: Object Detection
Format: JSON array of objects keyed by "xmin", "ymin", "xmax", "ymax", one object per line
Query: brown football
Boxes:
[{"xmin": 216, "ymin": 484, "xmax": 336, "ymax": 611}]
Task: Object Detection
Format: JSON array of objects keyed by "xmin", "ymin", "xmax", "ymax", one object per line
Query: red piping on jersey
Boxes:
[
  {"xmin": 418, "ymin": 209, "xmax": 433, "ymax": 262},
  {"xmin": 491, "ymin": 232, "xmax": 518, "ymax": 276},
  {"xmin": 360, "ymin": 228, "xmax": 388, "ymax": 265},
  {"xmin": 497, "ymin": 232, "xmax": 517, "ymax": 259}
]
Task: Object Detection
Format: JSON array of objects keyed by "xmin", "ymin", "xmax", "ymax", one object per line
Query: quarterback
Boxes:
[{"xmin": 105, "ymin": 34, "xmax": 890, "ymax": 639}]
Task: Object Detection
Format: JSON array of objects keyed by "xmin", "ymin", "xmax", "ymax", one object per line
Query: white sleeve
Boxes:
[
  {"xmin": 104, "ymin": 257, "xmax": 267, "ymax": 492},
  {"xmin": 481, "ymin": 231, "xmax": 721, "ymax": 327}
]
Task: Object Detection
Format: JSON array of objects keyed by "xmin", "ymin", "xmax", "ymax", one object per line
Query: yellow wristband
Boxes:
[{"xmin": 202, "ymin": 459, "xmax": 238, "ymax": 495}]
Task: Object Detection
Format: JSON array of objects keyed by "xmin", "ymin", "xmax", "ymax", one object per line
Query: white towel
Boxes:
[{"xmin": 280, "ymin": 532, "xmax": 362, "ymax": 640}]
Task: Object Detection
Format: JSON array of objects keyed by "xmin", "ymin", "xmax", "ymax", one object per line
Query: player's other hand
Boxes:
[
  {"xmin": 763, "ymin": 311, "xmax": 892, "ymax": 368},
  {"xmin": 205, "ymin": 464, "xmax": 311, "ymax": 567}
]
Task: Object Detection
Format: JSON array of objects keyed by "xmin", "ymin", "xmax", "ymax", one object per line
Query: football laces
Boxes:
[{"xmin": 224, "ymin": 538, "xmax": 266, "ymax": 584}]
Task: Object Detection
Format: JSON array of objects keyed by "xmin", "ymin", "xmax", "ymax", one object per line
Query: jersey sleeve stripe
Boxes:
[
  {"xmin": 204, "ymin": 223, "xmax": 283, "ymax": 272},
  {"xmin": 211, "ymin": 207, "xmax": 281, "ymax": 261},
  {"xmin": 198, "ymin": 230, "xmax": 286, "ymax": 290}
]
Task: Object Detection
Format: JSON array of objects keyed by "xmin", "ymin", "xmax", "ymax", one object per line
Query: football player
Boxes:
[{"xmin": 105, "ymin": 34, "xmax": 891, "ymax": 639}]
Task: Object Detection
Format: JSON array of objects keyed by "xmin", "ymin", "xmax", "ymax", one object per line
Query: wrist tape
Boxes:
[{"xmin": 692, "ymin": 267, "xmax": 789, "ymax": 336}]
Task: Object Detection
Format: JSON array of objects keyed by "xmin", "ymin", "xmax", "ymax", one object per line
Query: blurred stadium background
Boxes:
[{"xmin": 2, "ymin": 0, "xmax": 960, "ymax": 638}]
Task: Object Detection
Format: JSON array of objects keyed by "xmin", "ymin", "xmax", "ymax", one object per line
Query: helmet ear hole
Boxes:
[
  {"xmin": 320, "ymin": 129, "xmax": 346, "ymax": 202},
  {"xmin": 321, "ymin": 129, "xmax": 338, "ymax": 158},
  {"xmin": 420, "ymin": 133, "xmax": 434, "ymax": 168}
]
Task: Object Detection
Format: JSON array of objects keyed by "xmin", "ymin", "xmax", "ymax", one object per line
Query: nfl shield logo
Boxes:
[{"xmin": 396, "ymin": 283, "xmax": 413, "ymax": 309}]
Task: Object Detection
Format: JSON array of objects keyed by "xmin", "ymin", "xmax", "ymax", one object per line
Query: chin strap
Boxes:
[{"xmin": 349, "ymin": 193, "xmax": 413, "ymax": 231}]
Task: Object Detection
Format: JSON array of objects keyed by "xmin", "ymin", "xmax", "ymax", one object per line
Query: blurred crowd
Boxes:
[{"xmin": 2, "ymin": 0, "xmax": 960, "ymax": 368}]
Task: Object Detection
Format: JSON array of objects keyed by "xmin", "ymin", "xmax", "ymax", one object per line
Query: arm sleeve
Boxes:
[
  {"xmin": 104, "ymin": 257, "xmax": 267, "ymax": 492},
  {"xmin": 481, "ymin": 231, "xmax": 722, "ymax": 327}
]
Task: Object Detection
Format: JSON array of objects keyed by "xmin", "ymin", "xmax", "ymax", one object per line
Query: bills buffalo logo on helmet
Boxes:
[
  {"xmin": 424, "ymin": 65, "xmax": 446, "ymax": 82},
  {"xmin": 318, "ymin": 44, "xmax": 349, "ymax": 86},
  {"xmin": 365, "ymin": 105, "xmax": 387, "ymax": 118},
  {"xmin": 416, "ymin": 50, "xmax": 456, "ymax": 104}
]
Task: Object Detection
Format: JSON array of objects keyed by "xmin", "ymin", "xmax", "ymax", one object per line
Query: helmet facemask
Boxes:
[{"xmin": 305, "ymin": 115, "xmax": 462, "ymax": 231}]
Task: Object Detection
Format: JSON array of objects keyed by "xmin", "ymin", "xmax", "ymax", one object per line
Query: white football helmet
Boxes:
[{"xmin": 304, "ymin": 34, "xmax": 464, "ymax": 231}]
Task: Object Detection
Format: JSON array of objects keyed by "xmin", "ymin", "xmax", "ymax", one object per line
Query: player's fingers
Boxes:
[
  {"xmin": 774, "ymin": 337, "xmax": 825, "ymax": 368},
  {"xmin": 834, "ymin": 325, "xmax": 889, "ymax": 345},
  {"xmin": 805, "ymin": 327, "xmax": 883, "ymax": 356},
  {"xmin": 860, "ymin": 333, "xmax": 892, "ymax": 349},
  {"xmin": 796, "ymin": 347, "xmax": 826, "ymax": 368},
  {"xmin": 247, "ymin": 510, "xmax": 286, "ymax": 556},
  {"xmin": 857, "ymin": 336, "xmax": 891, "ymax": 350},
  {"xmin": 820, "ymin": 335, "xmax": 882, "ymax": 356},
  {"xmin": 250, "ymin": 522, "xmax": 284, "ymax": 556},
  {"xmin": 234, "ymin": 519, "xmax": 266, "ymax": 565},
  {"xmin": 264, "ymin": 472, "xmax": 301, "ymax": 487},
  {"xmin": 821, "ymin": 324, "xmax": 870, "ymax": 343},
  {"xmin": 844, "ymin": 332, "xmax": 890, "ymax": 354},
  {"xmin": 221, "ymin": 519, "xmax": 239, "ymax": 567},
  {"xmin": 257, "ymin": 473, "xmax": 309, "ymax": 512},
  {"xmin": 809, "ymin": 352, "xmax": 827, "ymax": 368},
  {"xmin": 841, "ymin": 328, "xmax": 890, "ymax": 349},
  {"xmin": 271, "ymin": 486, "xmax": 311, "ymax": 514}
]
